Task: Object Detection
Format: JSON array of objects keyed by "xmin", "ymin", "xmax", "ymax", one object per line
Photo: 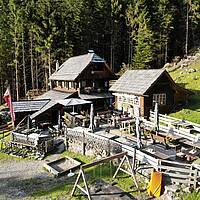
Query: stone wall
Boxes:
[{"xmin": 65, "ymin": 129, "xmax": 122, "ymax": 157}]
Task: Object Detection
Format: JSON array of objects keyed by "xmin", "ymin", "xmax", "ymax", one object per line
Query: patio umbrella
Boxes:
[
  {"xmin": 136, "ymin": 117, "xmax": 141, "ymax": 149},
  {"xmin": 154, "ymin": 102, "xmax": 159, "ymax": 134},
  {"xmin": 57, "ymin": 98, "xmax": 92, "ymax": 114},
  {"xmin": 89, "ymin": 104, "xmax": 94, "ymax": 132}
]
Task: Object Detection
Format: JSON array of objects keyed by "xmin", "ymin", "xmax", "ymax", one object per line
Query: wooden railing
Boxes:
[
  {"xmin": 158, "ymin": 160, "xmax": 199, "ymax": 188},
  {"xmin": 0, "ymin": 122, "xmax": 12, "ymax": 138},
  {"xmin": 148, "ymin": 111, "xmax": 198, "ymax": 142},
  {"xmin": 65, "ymin": 127, "xmax": 200, "ymax": 188}
]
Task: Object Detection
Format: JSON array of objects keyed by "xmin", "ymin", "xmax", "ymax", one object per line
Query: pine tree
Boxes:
[
  {"xmin": 127, "ymin": 0, "xmax": 154, "ymax": 69},
  {"xmin": 8, "ymin": 0, "xmax": 24, "ymax": 100},
  {"xmin": 133, "ymin": 11, "xmax": 153, "ymax": 69}
]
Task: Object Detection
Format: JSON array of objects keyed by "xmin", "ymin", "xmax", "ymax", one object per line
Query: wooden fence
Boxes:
[
  {"xmin": 83, "ymin": 128, "xmax": 200, "ymax": 188},
  {"xmin": 147, "ymin": 111, "xmax": 198, "ymax": 142},
  {"xmin": 150, "ymin": 111, "xmax": 200, "ymax": 130},
  {"xmin": 0, "ymin": 122, "xmax": 12, "ymax": 139},
  {"xmin": 158, "ymin": 160, "xmax": 199, "ymax": 188}
]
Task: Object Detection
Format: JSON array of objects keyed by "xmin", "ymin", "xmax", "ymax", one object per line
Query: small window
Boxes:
[
  {"xmin": 134, "ymin": 96, "xmax": 139, "ymax": 105},
  {"xmin": 153, "ymin": 93, "xmax": 166, "ymax": 105}
]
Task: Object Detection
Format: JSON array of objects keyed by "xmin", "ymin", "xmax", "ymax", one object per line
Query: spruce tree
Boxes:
[{"xmin": 127, "ymin": 0, "xmax": 154, "ymax": 69}]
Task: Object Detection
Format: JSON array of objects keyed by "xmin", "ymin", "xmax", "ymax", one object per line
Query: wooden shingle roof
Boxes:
[
  {"xmin": 30, "ymin": 90, "xmax": 76, "ymax": 119},
  {"xmin": 13, "ymin": 100, "xmax": 49, "ymax": 113},
  {"xmin": 109, "ymin": 69, "xmax": 165, "ymax": 95},
  {"xmin": 49, "ymin": 52, "xmax": 105, "ymax": 81}
]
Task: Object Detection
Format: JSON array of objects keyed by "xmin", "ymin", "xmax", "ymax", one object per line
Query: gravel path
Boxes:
[
  {"xmin": 0, "ymin": 159, "xmax": 48, "ymax": 199},
  {"xmin": 0, "ymin": 153, "xmax": 70, "ymax": 200}
]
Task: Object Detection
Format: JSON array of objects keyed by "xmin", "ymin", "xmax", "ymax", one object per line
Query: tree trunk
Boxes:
[
  {"xmin": 48, "ymin": 48, "xmax": 52, "ymax": 89},
  {"xmin": 0, "ymin": 78, "xmax": 2, "ymax": 105},
  {"xmin": 30, "ymin": 31, "xmax": 34, "ymax": 89},
  {"xmin": 185, "ymin": 3, "xmax": 189, "ymax": 56},
  {"xmin": 22, "ymin": 32, "xmax": 27, "ymax": 97},
  {"xmin": 45, "ymin": 55, "xmax": 48, "ymax": 91},
  {"xmin": 165, "ymin": 40, "xmax": 168, "ymax": 64},
  {"xmin": 35, "ymin": 57, "xmax": 39, "ymax": 91},
  {"xmin": 15, "ymin": 28, "xmax": 19, "ymax": 101}
]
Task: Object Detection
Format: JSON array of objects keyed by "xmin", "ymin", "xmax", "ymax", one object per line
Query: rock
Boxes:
[
  {"xmin": 180, "ymin": 63, "xmax": 188, "ymax": 69},
  {"xmin": 164, "ymin": 63, "xmax": 172, "ymax": 69},
  {"xmin": 193, "ymin": 76, "xmax": 199, "ymax": 80},
  {"xmin": 182, "ymin": 186, "xmax": 190, "ymax": 193},
  {"xmin": 189, "ymin": 68, "xmax": 196, "ymax": 73},
  {"xmin": 173, "ymin": 56, "xmax": 181, "ymax": 64},
  {"xmin": 159, "ymin": 192, "xmax": 173, "ymax": 200},
  {"xmin": 16, "ymin": 191, "xmax": 26, "ymax": 197},
  {"xmin": 164, "ymin": 185, "xmax": 179, "ymax": 193}
]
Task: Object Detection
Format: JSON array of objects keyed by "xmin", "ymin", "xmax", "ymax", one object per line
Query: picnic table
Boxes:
[
  {"xmin": 158, "ymin": 131, "xmax": 183, "ymax": 141},
  {"xmin": 143, "ymin": 144, "xmax": 176, "ymax": 160},
  {"xmin": 180, "ymin": 148, "xmax": 200, "ymax": 162}
]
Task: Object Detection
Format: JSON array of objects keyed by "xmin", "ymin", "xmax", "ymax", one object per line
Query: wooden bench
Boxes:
[{"xmin": 150, "ymin": 133, "xmax": 168, "ymax": 147}]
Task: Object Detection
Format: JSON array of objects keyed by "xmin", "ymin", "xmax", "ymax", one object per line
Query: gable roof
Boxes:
[
  {"xmin": 109, "ymin": 69, "xmax": 166, "ymax": 95},
  {"xmin": 49, "ymin": 52, "xmax": 106, "ymax": 81}
]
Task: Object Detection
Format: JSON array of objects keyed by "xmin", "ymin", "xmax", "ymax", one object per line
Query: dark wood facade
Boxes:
[
  {"xmin": 110, "ymin": 69, "xmax": 193, "ymax": 118},
  {"xmin": 50, "ymin": 52, "xmax": 115, "ymax": 111}
]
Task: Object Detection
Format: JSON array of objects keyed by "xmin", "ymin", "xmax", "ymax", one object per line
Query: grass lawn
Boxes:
[
  {"xmin": 169, "ymin": 60, "xmax": 200, "ymax": 123},
  {"xmin": 0, "ymin": 132, "xmax": 12, "ymax": 160}
]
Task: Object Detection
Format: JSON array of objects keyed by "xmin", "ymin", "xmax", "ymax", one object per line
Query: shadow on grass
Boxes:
[
  {"xmin": 0, "ymin": 172, "xmax": 76, "ymax": 199},
  {"xmin": 73, "ymin": 179, "xmax": 138, "ymax": 200}
]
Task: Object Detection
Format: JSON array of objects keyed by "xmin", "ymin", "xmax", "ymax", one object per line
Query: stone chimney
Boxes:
[
  {"xmin": 56, "ymin": 60, "xmax": 59, "ymax": 71},
  {"xmin": 88, "ymin": 49, "xmax": 94, "ymax": 54}
]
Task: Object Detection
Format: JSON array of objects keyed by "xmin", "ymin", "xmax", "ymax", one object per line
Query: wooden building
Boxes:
[
  {"xmin": 13, "ymin": 51, "xmax": 115, "ymax": 123},
  {"xmin": 49, "ymin": 50, "xmax": 115, "ymax": 111},
  {"xmin": 109, "ymin": 69, "xmax": 193, "ymax": 117}
]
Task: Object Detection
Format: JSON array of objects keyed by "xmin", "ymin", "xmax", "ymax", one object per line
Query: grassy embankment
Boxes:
[{"xmin": 169, "ymin": 60, "xmax": 200, "ymax": 124}]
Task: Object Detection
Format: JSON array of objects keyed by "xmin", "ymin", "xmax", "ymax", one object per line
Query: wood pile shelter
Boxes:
[{"xmin": 109, "ymin": 69, "xmax": 193, "ymax": 117}]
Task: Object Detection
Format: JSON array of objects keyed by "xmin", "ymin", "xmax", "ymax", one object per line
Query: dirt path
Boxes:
[
  {"xmin": 0, "ymin": 157, "xmax": 70, "ymax": 200},
  {"xmin": 0, "ymin": 159, "xmax": 45, "ymax": 199}
]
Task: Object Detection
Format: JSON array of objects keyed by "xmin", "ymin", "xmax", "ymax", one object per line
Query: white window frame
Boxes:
[{"xmin": 153, "ymin": 93, "xmax": 166, "ymax": 105}]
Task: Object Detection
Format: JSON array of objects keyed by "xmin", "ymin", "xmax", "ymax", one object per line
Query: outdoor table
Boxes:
[
  {"xmin": 159, "ymin": 131, "xmax": 183, "ymax": 141},
  {"xmin": 181, "ymin": 148, "xmax": 200, "ymax": 161},
  {"xmin": 143, "ymin": 144, "xmax": 176, "ymax": 160}
]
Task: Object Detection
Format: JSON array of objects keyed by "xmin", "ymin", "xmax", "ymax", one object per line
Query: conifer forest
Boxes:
[{"xmin": 0, "ymin": 0, "xmax": 200, "ymax": 101}]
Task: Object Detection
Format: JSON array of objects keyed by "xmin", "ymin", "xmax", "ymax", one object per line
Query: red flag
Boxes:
[{"xmin": 3, "ymin": 87, "xmax": 15, "ymax": 123}]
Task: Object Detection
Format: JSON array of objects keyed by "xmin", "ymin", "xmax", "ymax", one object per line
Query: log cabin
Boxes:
[{"xmin": 109, "ymin": 69, "xmax": 193, "ymax": 117}]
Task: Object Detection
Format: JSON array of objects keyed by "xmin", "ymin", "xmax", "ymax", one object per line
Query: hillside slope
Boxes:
[{"xmin": 168, "ymin": 58, "xmax": 200, "ymax": 123}]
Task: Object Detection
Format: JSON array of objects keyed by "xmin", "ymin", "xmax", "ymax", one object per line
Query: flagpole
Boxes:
[{"xmin": 3, "ymin": 86, "xmax": 15, "ymax": 128}]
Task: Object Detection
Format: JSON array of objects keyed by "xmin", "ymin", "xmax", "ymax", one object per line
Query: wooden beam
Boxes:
[
  {"xmin": 81, "ymin": 152, "xmax": 127, "ymax": 169},
  {"xmin": 71, "ymin": 170, "xmax": 82, "ymax": 196},
  {"xmin": 71, "ymin": 168, "xmax": 92, "ymax": 200}
]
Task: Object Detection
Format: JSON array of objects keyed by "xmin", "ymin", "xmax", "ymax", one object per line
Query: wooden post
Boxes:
[
  {"xmin": 71, "ymin": 168, "xmax": 92, "ymax": 200},
  {"xmin": 113, "ymin": 154, "xmax": 139, "ymax": 190},
  {"xmin": 71, "ymin": 170, "xmax": 82, "ymax": 196}
]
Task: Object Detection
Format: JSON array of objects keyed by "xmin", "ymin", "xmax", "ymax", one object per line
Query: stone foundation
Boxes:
[{"xmin": 65, "ymin": 129, "xmax": 122, "ymax": 157}]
